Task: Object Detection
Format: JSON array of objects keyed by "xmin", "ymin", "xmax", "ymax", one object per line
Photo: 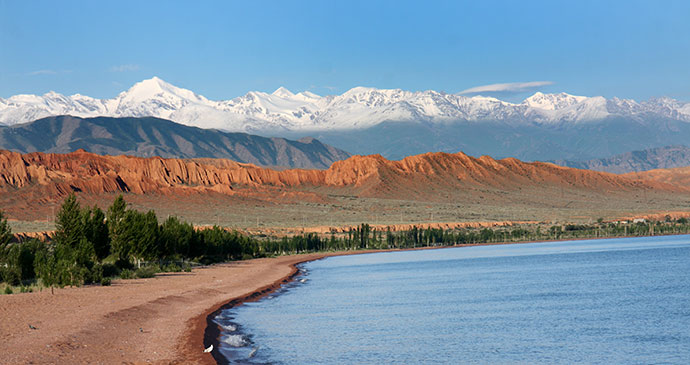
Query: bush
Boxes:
[
  {"xmin": 183, "ymin": 263, "xmax": 192, "ymax": 272},
  {"xmin": 1, "ymin": 267, "xmax": 21, "ymax": 286},
  {"xmin": 162, "ymin": 262, "xmax": 182, "ymax": 272},
  {"xmin": 100, "ymin": 277, "xmax": 111, "ymax": 286},
  {"xmin": 119, "ymin": 269, "xmax": 134, "ymax": 280},
  {"xmin": 4, "ymin": 286, "xmax": 12, "ymax": 295},
  {"xmin": 135, "ymin": 266, "xmax": 157, "ymax": 279},
  {"xmin": 102, "ymin": 263, "xmax": 118, "ymax": 278},
  {"xmin": 80, "ymin": 267, "xmax": 93, "ymax": 285},
  {"xmin": 115, "ymin": 258, "xmax": 134, "ymax": 271},
  {"xmin": 90, "ymin": 264, "xmax": 104, "ymax": 284}
]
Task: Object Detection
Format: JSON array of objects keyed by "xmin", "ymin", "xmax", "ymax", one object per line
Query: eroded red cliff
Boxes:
[{"xmin": 0, "ymin": 149, "xmax": 680, "ymax": 202}]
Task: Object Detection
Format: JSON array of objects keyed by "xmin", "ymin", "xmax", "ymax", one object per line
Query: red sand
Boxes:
[{"xmin": 0, "ymin": 253, "xmax": 337, "ymax": 364}]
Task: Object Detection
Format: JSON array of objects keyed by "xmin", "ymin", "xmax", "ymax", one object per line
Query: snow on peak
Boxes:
[
  {"xmin": 123, "ymin": 76, "xmax": 199, "ymax": 100},
  {"xmin": 523, "ymin": 92, "xmax": 588, "ymax": 110},
  {"xmin": 272, "ymin": 86, "xmax": 294, "ymax": 98},
  {"xmin": 295, "ymin": 91, "xmax": 321, "ymax": 101},
  {"xmin": 1, "ymin": 78, "xmax": 689, "ymax": 131}
]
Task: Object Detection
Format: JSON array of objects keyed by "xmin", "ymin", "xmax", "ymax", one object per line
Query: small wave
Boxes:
[
  {"xmin": 221, "ymin": 323, "xmax": 237, "ymax": 332},
  {"xmin": 223, "ymin": 334, "xmax": 248, "ymax": 347}
]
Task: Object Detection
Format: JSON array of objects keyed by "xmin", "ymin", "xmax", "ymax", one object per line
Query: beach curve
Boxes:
[
  {"xmin": 0, "ymin": 252, "xmax": 338, "ymax": 364},
  {"xmin": 0, "ymin": 241, "xmax": 572, "ymax": 364}
]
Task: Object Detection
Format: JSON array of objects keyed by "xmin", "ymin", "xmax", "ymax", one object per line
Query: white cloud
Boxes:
[
  {"xmin": 27, "ymin": 69, "xmax": 57, "ymax": 76},
  {"xmin": 458, "ymin": 81, "xmax": 554, "ymax": 95},
  {"xmin": 110, "ymin": 64, "xmax": 140, "ymax": 72}
]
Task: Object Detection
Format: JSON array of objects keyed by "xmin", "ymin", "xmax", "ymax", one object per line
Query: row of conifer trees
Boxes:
[{"xmin": 2, "ymin": 193, "xmax": 690, "ymax": 291}]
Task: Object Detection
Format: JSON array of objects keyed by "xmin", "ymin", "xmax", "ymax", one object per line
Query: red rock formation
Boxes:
[
  {"xmin": 0, "ymin": 149, "xmax": 680, "ymax": 203},
  {"xmin": 625, "ymin": 166, "xmax": 690, "ymax": 188}
]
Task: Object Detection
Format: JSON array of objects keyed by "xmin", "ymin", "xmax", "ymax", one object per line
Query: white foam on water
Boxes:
[
  {"xmin": 221, "ymin": 324, "xmax": 237, "ymax": 332},
  {"xmin": 223, "ymin": 334, "xmax": 248, "ymax": 347}
]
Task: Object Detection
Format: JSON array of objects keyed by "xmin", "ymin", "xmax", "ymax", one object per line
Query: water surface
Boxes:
[{"xmin": 216, "ymin": 235, "xmax": 690, "ymax": 363}]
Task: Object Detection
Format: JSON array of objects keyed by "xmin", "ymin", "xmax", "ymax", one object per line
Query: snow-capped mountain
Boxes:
[{"xmin": 1, "ymin": 77, "xmax": 689, "ymax": 131}]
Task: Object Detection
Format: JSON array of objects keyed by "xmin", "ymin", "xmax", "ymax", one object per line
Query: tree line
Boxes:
[{"xmin": 2, "ymin": 194, "xmax": 690, "ymax": 292}]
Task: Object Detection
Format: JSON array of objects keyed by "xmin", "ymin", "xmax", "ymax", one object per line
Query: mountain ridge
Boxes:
[
  {"xmin": 2, "ymin": 77, "xmax": 689, "ymax": 132},
  {"xmin": 550, "ymin": 145, "xmax": 690, "ymax": 173},
  {"xmin": 0, "ymin": 115, "xmax": 350, "ymax": 169}
]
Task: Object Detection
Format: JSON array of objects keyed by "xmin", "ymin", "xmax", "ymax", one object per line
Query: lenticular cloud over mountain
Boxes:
[
  {"xmin": 1, "ymin": 77, "xmax": 689, "ymax": 133},
  {"xmin": 457, "ymin": 81, "xmax": 555, "ymax": 95}
]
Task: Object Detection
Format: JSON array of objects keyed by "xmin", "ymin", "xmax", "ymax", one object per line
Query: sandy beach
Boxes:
[
  {"xmin": 0, "ymin": 252, "xmax": 342, "ymax": 364},
  {"xmin": 0, "ymin": 237, "xmax": 660, "ymax": 364}
]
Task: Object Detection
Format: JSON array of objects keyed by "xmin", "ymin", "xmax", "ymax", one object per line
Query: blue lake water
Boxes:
[{"xmin": 215, "ymin": 235, "xmax": 690, "ymax": 363}]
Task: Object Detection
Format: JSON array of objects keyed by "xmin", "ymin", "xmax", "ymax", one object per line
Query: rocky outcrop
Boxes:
[{"xmin": 0, "ymin": 149, "xmax": 679, "ymax": 203}]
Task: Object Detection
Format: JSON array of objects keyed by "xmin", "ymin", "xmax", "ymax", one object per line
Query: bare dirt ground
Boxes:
[
  {"xmin": 0, "ymin": 253, "xmax": 335, "ymax": 364},
  {"xmin": 10, "ymin": 184, "xmax": 690, "ymax": 234}
]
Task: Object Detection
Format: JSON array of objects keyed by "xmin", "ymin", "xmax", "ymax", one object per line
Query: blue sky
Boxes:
[{"xmin": 1, "ymin": 0, "xmax": 689, "ymax": 101}]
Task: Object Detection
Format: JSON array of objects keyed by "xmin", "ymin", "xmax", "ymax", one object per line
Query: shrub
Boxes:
[
  {"xmin": 135, "ymin": 266, "xmax": 157, "ymax": 279},
  {"xmin": 80, "ymin": 267, "xmax": 93, "ymax": 285},
  {"xmin": 101, "ymin": 263, "xmax": 118, "ymax": 278},
  {"xmin": 100, "ymin": 277, "xmax": 111, "ymax": 286},
  {"xmin": 119, "ymin": 269, "xmax": 134, "ymax": 280},
  {"xmin": 162, "ymin": 263, "xmax": 182, "ymax": 272},
  {"xmin": 4, "ymin": 286, "xmax": 12, "ymax": 295},
  {"xmin": 90, "ymin": 264, "xmax": 104, "ymax": 284},
  {"xmin": 183, "ymin": 263, "xmax": 192, "ymax": 272},
  {"xmin": 115, "ymin": 258, "xmax": 134, "ymax": 271},
  {"xmin": 1, "ymin": 267, "xmax": 21, "ymax": 286}
]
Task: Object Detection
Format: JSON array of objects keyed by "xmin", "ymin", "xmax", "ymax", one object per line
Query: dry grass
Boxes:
[{"xmin": 7, "ymin": 173, "xmax": 690, "ymax": 234}]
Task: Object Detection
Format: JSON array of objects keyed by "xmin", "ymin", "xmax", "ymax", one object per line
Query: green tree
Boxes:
[
  {"xmin": 54, "ymin": 194, "xmax": 84, "ymax": 250},
  {"xmin": 116, "ymin": 209, "xmax": 159, "ymax": 267},
  {"xmin": 0, "ymin": 210, "xmax": 11, "ymax": 249},
  {"xmin": 35, "ymin": 246, "xmax": 60, "ymax": 294},
  {"xmin": 159, "ymin": 216, "xmax": 195, "ymax": 259},
  {"xmin": 0, "ymin": 210, "xmax": 15, "ymax": 283},
  {"xmin": 107, "ymin": 195, "xmax": 128, "ymax": 261},
  {"xmin": 51, "ymin": 194, "xmax": 98, "ymax": 286},
  {"xmin": 84, "ymin": 206, "xmax": 109, "ymax": 262}
]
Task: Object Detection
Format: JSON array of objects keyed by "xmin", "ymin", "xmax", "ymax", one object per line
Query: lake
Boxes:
[{"xmin": 214, "ymin": 235, "xmax": 690, "ymax": 364}]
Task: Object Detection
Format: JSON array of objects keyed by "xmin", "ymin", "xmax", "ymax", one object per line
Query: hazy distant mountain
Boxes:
[
  {"xmin": 2, "ymin": 77, "xmax": 690, "ymax": 161},
  {"xmin": 549, "ymin": 145, "xmax": 690, "ymax": 174},
  {"xmin": 0, "ymin": 116, "xmax": 350, "ymax": 169},
  {"xmin": 295, "ymin": 117, "xmax": 690, "ymax": 161}
]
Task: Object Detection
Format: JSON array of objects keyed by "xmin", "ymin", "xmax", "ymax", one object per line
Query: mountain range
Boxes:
[
  {"xmin": 0, "ymin": 116, "xmax": 350, "ymax": 169},
  {"xmin": 2, "ymin": 77, "xmax": 690, "ymax": 161},
  {"xmin": 551, "ymin": 145, "xmax": 690, "ymax": 174},
  {"xmin": 2, "ymin": 77, "xmax": 690, "ymax": 131}
]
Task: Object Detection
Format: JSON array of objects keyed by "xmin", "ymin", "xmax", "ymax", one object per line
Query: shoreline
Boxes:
[
  {"xmin": 190, "ymin": 249, "xmax": 397, "ymax": 364},
  {"xmin": 191, "ymin": 232, "xmax": 690, "ymax": 364},
  {"xmin": 2, "ymin": 234, "xmax": 688, "ymax": 364},
  {"xmin": 199, "ymin": 256, "xmax": 310, "ymax": 364}
]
